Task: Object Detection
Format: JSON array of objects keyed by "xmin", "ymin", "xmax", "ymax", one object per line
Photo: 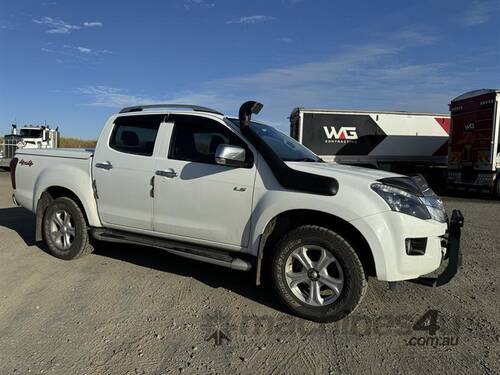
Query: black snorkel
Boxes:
[
  {"xmin": 238, "ymin": 101, "xmax": 338, "ymax": 196},
  {"xmin": 239, "ymin": 101, "xmax": 264, "ymax": 127}
]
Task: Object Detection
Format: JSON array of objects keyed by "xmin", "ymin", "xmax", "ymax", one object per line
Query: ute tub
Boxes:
[
  {"xmin": 15, "ymin": 148, "xmax": 94, "ymax": 160},
  {"xmin": 12, "ymin": 147, "xmax": 102, "ymax": 228}
]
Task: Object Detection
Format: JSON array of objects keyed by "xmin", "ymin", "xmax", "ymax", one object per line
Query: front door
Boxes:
[
  {"xmin": 153, "ymin": 115, "xmax": 256, "ymax": 248},
  {"xmin": 93, "ymin": 114, "xmax": 163, "ymax": 231}
]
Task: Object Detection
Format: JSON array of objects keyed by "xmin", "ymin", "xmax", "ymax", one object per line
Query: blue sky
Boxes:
[{"xmin": 1, "ymin": 0, "xmax": 499, "ymax": 138}]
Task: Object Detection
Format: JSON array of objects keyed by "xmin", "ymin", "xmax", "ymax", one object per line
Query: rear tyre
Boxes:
[
  {"xmin": 43, "ymin": 197, "xmax": 94, "ymax": 260},
  {"xmin": 271, "ymin": 225, "xmax": 367, "ymax": 322},
  {"xmin": 494, "ymin": 175, "xmax": 500, "ymax": 200}
]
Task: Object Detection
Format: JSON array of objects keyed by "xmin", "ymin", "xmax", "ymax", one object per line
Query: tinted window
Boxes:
[
  {"xmin": 229, "ymin": 119, "xmax": 320, "ymax": 162},
  {"xmin": 169, "ymin": 115, "xmax": 251, "ymax": 165},
  {"xmin": 110, "ymin": 115, "xmax": 162, "ymax": 156}
]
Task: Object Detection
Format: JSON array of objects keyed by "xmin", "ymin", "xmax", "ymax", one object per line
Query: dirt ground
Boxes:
[{"xmin": 0, "ymin": 170, "xmax": 498, "ymax": 374}]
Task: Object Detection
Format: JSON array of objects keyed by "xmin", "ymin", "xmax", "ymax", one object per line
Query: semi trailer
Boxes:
[
  {"xmin": 447, "ymin": 89, "xmax": 500, "ymax": 198},
  {"xmin": 290, "ymin": 108, "xmax": 450, "ymax": 175}
]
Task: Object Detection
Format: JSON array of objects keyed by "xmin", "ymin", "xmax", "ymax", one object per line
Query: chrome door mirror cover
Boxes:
[{"xmin": 215, "ymin": 144, "xmax": 246, "ymax": 168}]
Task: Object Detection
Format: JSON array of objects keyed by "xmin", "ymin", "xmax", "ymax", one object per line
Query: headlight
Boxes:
[
  {"xmin": 371, "ymin": 183, "xmax": 431, "ymax": 220},
  {"xmin": 420, "ymin": 193, "xmax": 447, "ymax": 223}
]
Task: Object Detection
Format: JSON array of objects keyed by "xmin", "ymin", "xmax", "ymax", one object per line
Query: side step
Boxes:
[{"xmin": 91, "ymin": 228, "xmax": 253, "ymax": 271}]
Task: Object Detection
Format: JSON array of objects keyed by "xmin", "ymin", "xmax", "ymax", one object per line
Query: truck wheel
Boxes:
[
  {"xmin": 272, "ymin": 225, "xmax": 367, "ymax": 322},
  {"xmin": 43, "ymin": 197, "xmax": 94, "ymax": 260},
  {"xmin": 494, "ymin": 176, "xmax": 500, "ymax": 200}
]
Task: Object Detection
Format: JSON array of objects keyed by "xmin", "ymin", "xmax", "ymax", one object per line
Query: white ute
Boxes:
[{"xmin": 10, "ymin": 101, "xmax": 463, "ymax": 322}]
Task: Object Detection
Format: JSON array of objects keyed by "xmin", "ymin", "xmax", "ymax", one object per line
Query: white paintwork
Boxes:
[
  {"xmin": 153, "ymin": 122, "xmax": 257, "ymax": 247},
  {"xmin": 14, "ymin": 148, "xmax": 101, "ymax": 227},
  {"xmin": 13, "ymin": 108, "xmax": 449, "ymax": 282},
  {"xmin": 92, "ymin": 116, "xmax": 157, "ymax": 231}
]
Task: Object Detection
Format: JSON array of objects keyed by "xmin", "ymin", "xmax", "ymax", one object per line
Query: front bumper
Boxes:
[
  {"xmin": 411, "ymin": 210, "xmax": 464, "ymax": 287},
  {"xmin": 350, "ymin": 209, "xmax": 464, "ymax": 283}
]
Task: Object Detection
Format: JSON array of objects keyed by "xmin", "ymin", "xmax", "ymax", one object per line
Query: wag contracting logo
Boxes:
[{"xmin": 323, "ymin": 126, "xmax": 358, "ymax": 144}]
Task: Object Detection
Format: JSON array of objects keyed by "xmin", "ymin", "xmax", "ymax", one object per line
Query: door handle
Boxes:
[
  {"xmin": 155, "ymin": 168, "xmax": 177, "ymax": 178},
  {"xmin": 95, "ymin": 161, "xmax": 113, "ymax": 170}
]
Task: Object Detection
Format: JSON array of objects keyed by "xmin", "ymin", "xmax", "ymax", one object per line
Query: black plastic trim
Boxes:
[
  {"xmin": 377, "ymin": 175, "xmax": 427, "ymax": 196},
  {"xmin": 410, "ymin": 209, "xmax": 464, "ymax": 287}
]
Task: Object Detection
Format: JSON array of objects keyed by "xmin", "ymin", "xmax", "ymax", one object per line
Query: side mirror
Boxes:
[{"xmin": 215, "ymin": 144, "xmax": 246, "ymax": 168}]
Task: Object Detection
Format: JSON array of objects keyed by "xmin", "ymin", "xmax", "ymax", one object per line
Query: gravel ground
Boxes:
[{"xmin": 0, "ymin": 170, "xmax": 498, "ymax": 374}]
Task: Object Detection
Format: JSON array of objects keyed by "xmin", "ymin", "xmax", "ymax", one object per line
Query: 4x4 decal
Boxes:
[{"xmin": 19, "ymin": 159, "xmax": 33, "ymax": 167}]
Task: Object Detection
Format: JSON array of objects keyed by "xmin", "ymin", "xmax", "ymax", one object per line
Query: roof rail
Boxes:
[{"xmin": 119, "ymin": 104, "xmax": 224, "ymax": 115}]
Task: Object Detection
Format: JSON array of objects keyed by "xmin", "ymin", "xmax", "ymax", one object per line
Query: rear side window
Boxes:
[
  {"xmin": 169, "ymin": 115, "xmax": 252, "ymax": 165},
  {"xmin": 110, "ymin": 115, "xmax": 163, "ymax": 156}
]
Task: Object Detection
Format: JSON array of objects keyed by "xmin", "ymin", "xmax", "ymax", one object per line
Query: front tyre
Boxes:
[
  {"xmin": 43, "ymin": 197, "xmax": 94, "ymax": 260},
  {"xmin": 272, "ymin": 225, "xmax": 367, "ymax": 322}
]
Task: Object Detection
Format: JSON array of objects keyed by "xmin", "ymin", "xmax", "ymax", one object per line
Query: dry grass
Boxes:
[{"xmin": 59, "ymin": 137, "xmax": 97, "ymax": 148}]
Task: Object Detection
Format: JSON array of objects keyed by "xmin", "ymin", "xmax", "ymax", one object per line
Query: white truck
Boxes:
[
  {"xmin": 1, "ymin": 124, "xmax": 59, "ymax": 168},
  {"xmin": 10, "ymin": 102, "xmax": 463, "ymax": 322}
]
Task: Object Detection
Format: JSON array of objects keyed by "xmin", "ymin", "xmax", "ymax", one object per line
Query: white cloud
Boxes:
[
  {"xmin": 184, "ymin": 0, "xmax": 215, "ymax": 10},
  {"xmin": 41, "ymin": 45, "xmax": 112, "ymax": 60},
  {"xmin": 77, "ymin": 86, "xmax": 160, "ymax": 108},
  {"xmin": 396, "ymin": 30, "xmax": 438, "ymax": 46},
  {"xmin": 72, "ymin": 45, "xmax": 112, "ymax": 55},
  {"xmin": 464, "ymin": 0, "xmax": 491, "ymax": 26},
  {"xmin": 32, "ymin": 17, "xmax": 103, "ymax": 33},
  {"xmin": 33, "ymin": 17, "xmax": 81, "ymax": 34},
  {"xmin": 77, "ymin": 41, "xmax": 493, "ymax": 132},
  {"xmin": 0, "ymin": 21, "xmax": 14, "ymax": 30},
  {"xmin": 226, "ymin": 15, "xmax": 275, "ymax": 25},
  {"xmin": 77, "ymin": 46, "xmax": 92, "ymax": 54},
  {"xmin": 83, "ymin": 21, "xmax": 103, "ymax": 27},
  {"xmin": 277, "ymin": 37, "xmax": 293, "ymax": 43}
]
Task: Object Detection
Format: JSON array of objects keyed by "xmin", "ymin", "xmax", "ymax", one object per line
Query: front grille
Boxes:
[{"xmin": 3, "ymin": 135, "xmax": 22, "ymax": 158}]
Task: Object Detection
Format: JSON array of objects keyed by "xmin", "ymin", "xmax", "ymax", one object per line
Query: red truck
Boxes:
[{"xmin": 447, "ymin": 89, "xmax": 500, "ymax": 198}]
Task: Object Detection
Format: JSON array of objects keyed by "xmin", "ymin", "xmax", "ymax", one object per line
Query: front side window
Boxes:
[
  {"xmin": 169, "ymin": 115, "xmax": 252, "ymax": 166},
  {"xmin": 109, "ymin": 115, "xmax": 162, "ymax": 156}
]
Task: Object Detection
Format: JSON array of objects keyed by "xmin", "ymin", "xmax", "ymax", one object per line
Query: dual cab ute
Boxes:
[{"xmin": 10, "ymin": 101, "xmax": 463, "ymax": 322}]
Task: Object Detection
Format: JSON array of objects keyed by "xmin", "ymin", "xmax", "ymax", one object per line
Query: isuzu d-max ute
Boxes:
[{"xmin": 10, "ymin": 102, "xmax": 463, "ymax": 322}]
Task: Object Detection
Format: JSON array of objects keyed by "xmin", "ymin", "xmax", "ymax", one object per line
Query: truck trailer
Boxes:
[
  {"xmin": 290, "ymin": 108, "xmax": 450, "ymax": 175},
  {"xmin": 447, "ymin": 89, "xmax": 500, "ymax": 198}
]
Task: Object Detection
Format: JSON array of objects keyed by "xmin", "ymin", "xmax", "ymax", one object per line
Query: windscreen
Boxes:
[
  {"xmin": 229, "ymin": 119, "xmax": 321, "ymax": 162},
  {"xmin": 19, "ymin": 129, "xmax": 42, "ymax": 138}
]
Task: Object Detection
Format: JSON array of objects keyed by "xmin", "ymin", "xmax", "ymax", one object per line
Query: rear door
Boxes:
[
  {"xmin": 93, "ymin": 114, "xmax": 163, "ymax": 231},
  {"xmin": 449, "ymin": 92, "xmax": 497, "ymax": 172}
]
